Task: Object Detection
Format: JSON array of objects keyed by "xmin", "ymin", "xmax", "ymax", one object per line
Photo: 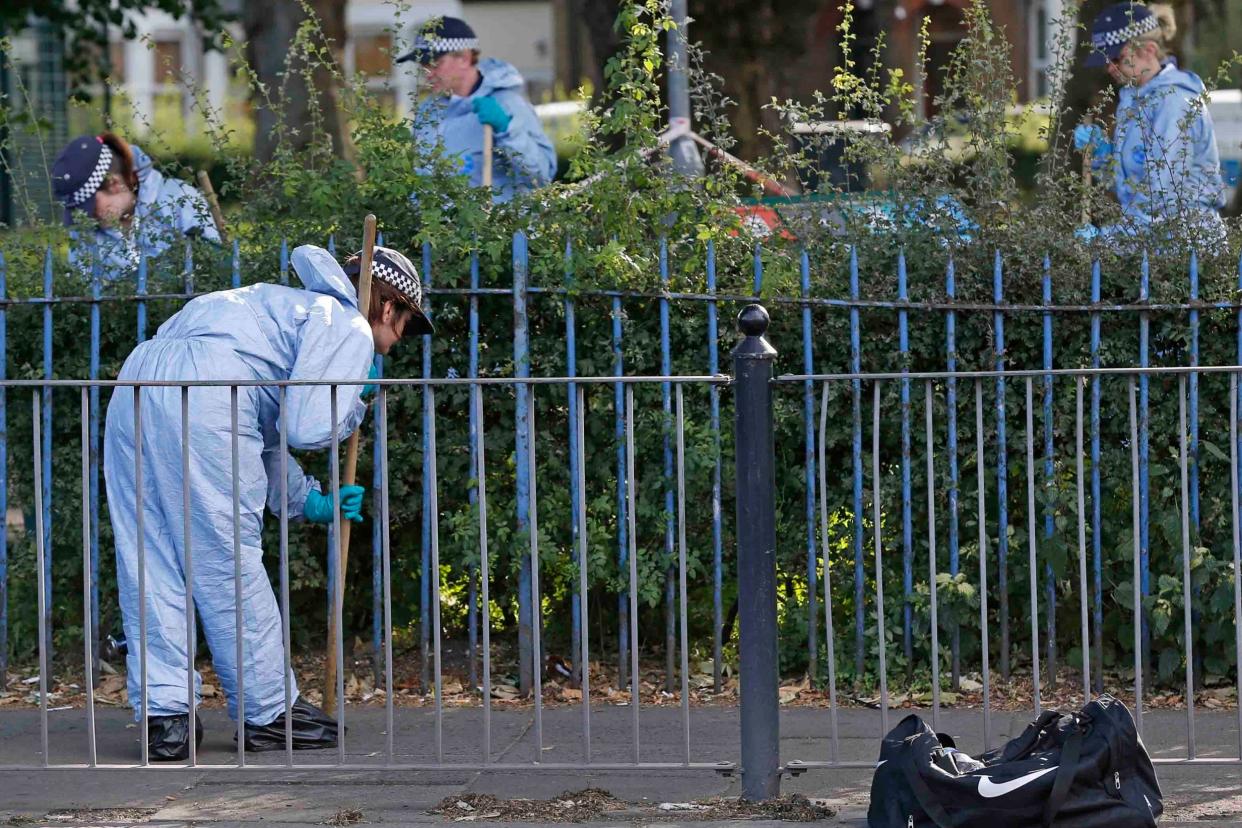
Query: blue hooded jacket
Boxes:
[
  {"xmin": 69, "ymin": 144, "xmax": 220, "ymax": 281},
  {"xmin": 1104, "ymin": 62, "xmax": 1225, "ymax": 239},
  {"xmin": 412, "ymin": 58, "xmax": 556, "ymax": 202}
]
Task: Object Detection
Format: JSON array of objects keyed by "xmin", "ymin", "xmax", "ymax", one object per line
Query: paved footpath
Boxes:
[{"xmin": 1, "ymin": 707, "xmax": 1240, "ymax": 826}]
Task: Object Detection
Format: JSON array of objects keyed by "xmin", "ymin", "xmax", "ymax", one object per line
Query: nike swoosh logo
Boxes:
[{"xmin": 977, "ymin": 767, "xmax": 1058, "ymax": 798}]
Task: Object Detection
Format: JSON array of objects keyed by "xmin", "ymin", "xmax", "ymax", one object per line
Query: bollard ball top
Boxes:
[{"xmin": 738, "ymin": 304, "xmax": 769, "ymax": 337}]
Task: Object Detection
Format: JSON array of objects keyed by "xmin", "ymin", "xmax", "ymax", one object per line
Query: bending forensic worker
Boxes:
[
  {"xmin": 103, "ymin": 245, "xmax": 431, "ymax": 760},
  {"xmin": 52, "ymin": 133, "xmax": 221, "ymax": 281},
  {"xmin": 1074, "ymin": 2, "xmax": 1226, "ymax": 245}
]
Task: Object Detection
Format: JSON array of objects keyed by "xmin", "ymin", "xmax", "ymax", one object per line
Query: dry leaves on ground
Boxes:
[
  {"xmin": 5, "ymin": 656, "xmax": 1237, "ymax": 715},
  {"xmin": 430, "ymin": 792, "xmax": 834, "ymax": 823},
  {"xmin": 431, "ymin": 789, "xmax": 622, "ymax": 823},
  {"xmin": 324, "ymin": 808, "xmax": 365, "ymax": 826}
]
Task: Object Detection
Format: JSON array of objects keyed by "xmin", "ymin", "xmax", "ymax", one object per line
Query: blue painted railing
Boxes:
[
  {"xmin": 1043, "ymin": 257, "xmax": 1056, "ymax": 686},
  {"xmin": 993, "ymin": 251, "xmax": 1010, "ymax": 681},
  {"xmin": 944, "ymin": 257, "xmax": 960, "ymax": 689}
]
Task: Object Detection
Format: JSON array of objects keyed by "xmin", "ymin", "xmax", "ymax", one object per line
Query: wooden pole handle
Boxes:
[
  {"xmin": 324, "ymin": 213, "xmax": 377, "ymax": 712},
  {"xmin": 482, "ymin": 125, "xmax": 494, "ymax": 190},
  {"xmin": 196, "ymin": 170, "xmax": 228, "ymax": 244}
]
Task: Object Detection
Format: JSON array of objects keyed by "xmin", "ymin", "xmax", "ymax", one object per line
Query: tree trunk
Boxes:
[
  {"xmin": 574, "ymin": 0, "xmax": 621, "ymax": 94},
  {"xmin": 244, "ymin": 0, "xmax": 348, "ymax": 163}
]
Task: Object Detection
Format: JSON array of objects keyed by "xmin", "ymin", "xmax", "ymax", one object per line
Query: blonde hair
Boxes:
[{"xmin": 1133, "ymin": 3, "xmax": 1177, "ymax": 59}]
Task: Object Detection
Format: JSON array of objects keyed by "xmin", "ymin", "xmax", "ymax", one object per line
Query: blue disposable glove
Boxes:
[
  {"xmin": 362, "ymin": 363, "xmax": 380, "ymax": 398},
  {"xmin": 471, "ymin": 96, "xmax": 512, "ymax": 134},
  {"xmin": 303, "ymin": 485, "xmax": 366, "ymax": 524},
  {"xmin": 1075, "ymin": 223, "xmax": 1100, "ymax": 242},
  {"xmin": 1073, "ymin": 123, "xmax": 1112, "ymax": 161}
]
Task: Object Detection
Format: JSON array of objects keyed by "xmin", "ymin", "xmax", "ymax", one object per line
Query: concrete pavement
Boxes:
[{"xmin": 1, "ymin": 706, "xmax": 1240, "ymax": 825}]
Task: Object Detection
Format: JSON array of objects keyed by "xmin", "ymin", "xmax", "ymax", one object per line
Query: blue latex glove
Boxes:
[
  {"xmin": 362, "ymin": 364, "xmax": 380, "ymax": 398},
  {"xmin": 303, "ymin": 485, "xmax": 366, "ymax": 524},
  {"xmin": 471, "ymin": 96, "xmax": 512, "ymax": 134},
  {"xmin": 1075, "ymin": 223, "xmax": 1100, "ymax": 242},
  {"xmin": 1073, "ymin": 123, "xmax": 1112, "ymax": 161}
]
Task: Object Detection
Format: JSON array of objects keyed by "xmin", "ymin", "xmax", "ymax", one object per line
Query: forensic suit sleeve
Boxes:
[
  {"xmin": 260, "ymin": 417, "xmax": 316, "ymax": 520},
  {"xmin": 492, "ymin": 90, "xmax": 557, "ymax": 189},
  {"xmin": 1136, "ymin": 87, "xmax": 1220, "ymax": 222},
  {"xmin": 285, "ymin": 298, "xmax": 375, "ymax": 451}
]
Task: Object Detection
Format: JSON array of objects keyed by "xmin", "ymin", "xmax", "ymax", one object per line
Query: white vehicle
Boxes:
[{"xmin": 1209, "ymin": 88, "xmax": 1242, "ymax": 204}]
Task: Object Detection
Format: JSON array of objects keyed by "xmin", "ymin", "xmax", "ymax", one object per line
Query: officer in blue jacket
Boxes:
[
  {"xmin": 397, "ymin": 17, "xmax": 557, "ymax": 202},
  {"xmin": 52, "ymin": 133, "xmax": 221, "ymax": 281},
  {"xmin": 1074, "ymin": 3, "xmax": 1225, "ymax": 246},
  {"xmin": 103, "ymin": 244, "xmax": 431, "ymax": 760}
]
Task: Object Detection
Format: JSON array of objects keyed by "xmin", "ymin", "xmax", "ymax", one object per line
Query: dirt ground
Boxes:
[{"xmin": 1, "ymin": 640, "xmax": 1235, "ymax": 715}]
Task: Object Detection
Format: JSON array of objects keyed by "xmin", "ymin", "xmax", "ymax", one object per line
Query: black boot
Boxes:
[
  {"xmin": 148, "ymin": 713, "xmax": 204, "ymax": 761},
  {"xmin": 241, "ymin": 697, "xmax": 340, "ymax": 752}
]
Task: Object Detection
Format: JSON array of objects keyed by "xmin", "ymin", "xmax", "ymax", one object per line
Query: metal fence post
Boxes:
[
  {"xmin": 514, "ymin": 230, "xmax": 534, "ymax": 695},
  {"xmin": 733, "ymin": 303, "xmax": 780, "ymax": 800}
]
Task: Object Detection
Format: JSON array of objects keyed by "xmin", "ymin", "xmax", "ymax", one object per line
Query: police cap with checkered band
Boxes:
[
  {"xmin": 395, "ymin": 16, "xmax": 480, "ymax": 65},
  {"xmin": 1086, "ymin": 2, "xmax": 1160, "ymax": 68},
  {"xmin": 343, "ymin": 246, "xmax": 434, "ymax": 336},
  {"xmin": 52, "ymin": 135, "xmax": 115, "ymax": 226}
]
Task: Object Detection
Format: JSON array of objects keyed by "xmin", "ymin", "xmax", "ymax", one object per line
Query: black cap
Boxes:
[
  {"xmin": 344, "ymin": 246, "xmax": 434, "ymax": 336},
  {"xmin": 395, "ymin": 17, "xmax": 479, "ymax": 65},
  {"xmin": 52, "ymin": 135, "xmax": 113, "ymax": 226},
  {"xmin": 1086, "ymin": 2, "xmax": 1159, "ymax": 68}
]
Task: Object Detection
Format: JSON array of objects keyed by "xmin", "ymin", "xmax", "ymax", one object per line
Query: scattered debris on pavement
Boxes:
[
  {"xmin": 431, "ymin": 789, "xmax": 622, "ymax": 822},
  {"xmin": 689, "ymin": 795, "xmax": 836, "ymax": 821},
  {"xmin": 40, "ymin": 807, "xmax": 158, "ymax": 823},
  {"xmin": 324, "ymin": 808, "xmax": 365, "ymax": 826},
  {"xmin": 430, "ymin": 791, "xmax": 835, "ymax": 822}
]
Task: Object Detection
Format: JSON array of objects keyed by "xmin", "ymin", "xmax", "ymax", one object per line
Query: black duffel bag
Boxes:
[{"xmin": 868, "ymin": 694, "xmax": 1162, "ymax": 827}]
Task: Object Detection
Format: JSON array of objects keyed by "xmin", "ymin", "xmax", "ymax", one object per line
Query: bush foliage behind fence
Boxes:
[{"xmin": 1, "ymin": 233, "xmax": 1241, "ymax": 698}]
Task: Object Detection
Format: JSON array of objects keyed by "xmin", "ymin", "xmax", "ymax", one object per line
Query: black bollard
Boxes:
[{"xmin": 733, "ymin": 303, "xmax": 780, "ymax": 800}]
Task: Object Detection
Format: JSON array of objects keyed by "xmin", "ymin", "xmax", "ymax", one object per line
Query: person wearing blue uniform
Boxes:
[
  {"xmin": 52, "ymin": 133, "xmax": 221, "ymax": 281},
  {"xmin": 397, "ymin": 17, "xmax": 557, "ymax": 202},
  {"xmin": 1074, "ymin": 2, "xmax": 1226, "ymax": 246},
  {"xmin": 103, "ymin": 244, "xmax": 431, "ymax": 760}
]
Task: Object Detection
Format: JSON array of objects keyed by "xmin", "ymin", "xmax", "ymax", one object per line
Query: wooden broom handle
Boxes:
[
  {"xmin": 482, "ymin": 125, "xmax": 494, "ymax": 189},
  {"xmin": 196, "ymin": 170, "xmax": 228, "ymax": 244},
  {"xmin": 325, "ymin": 213, "xmax": 377, "ymax": 713}
]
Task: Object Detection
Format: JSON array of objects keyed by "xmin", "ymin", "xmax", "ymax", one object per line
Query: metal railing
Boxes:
[
  {"xmin": 760, "ymin": 361, "xmax": 1242, "ymax": 782},
  {"xmin": 0, "ymin": 302, "xmax": 1237, "ymax": 801},
  {"xmin": 7, "ymin": 372, "xmax": 731, "ymax": 771},
  {"xmin": 0, "ymin": 231, "xmax": 1240, "ymax": 795},
  {"xmin": 0, "ymin": 233, "xmax": 742, "ymax": 703},
  {"xmin": 4, "ymin": 238, "xmax": 1242, "ymax": 704}
]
